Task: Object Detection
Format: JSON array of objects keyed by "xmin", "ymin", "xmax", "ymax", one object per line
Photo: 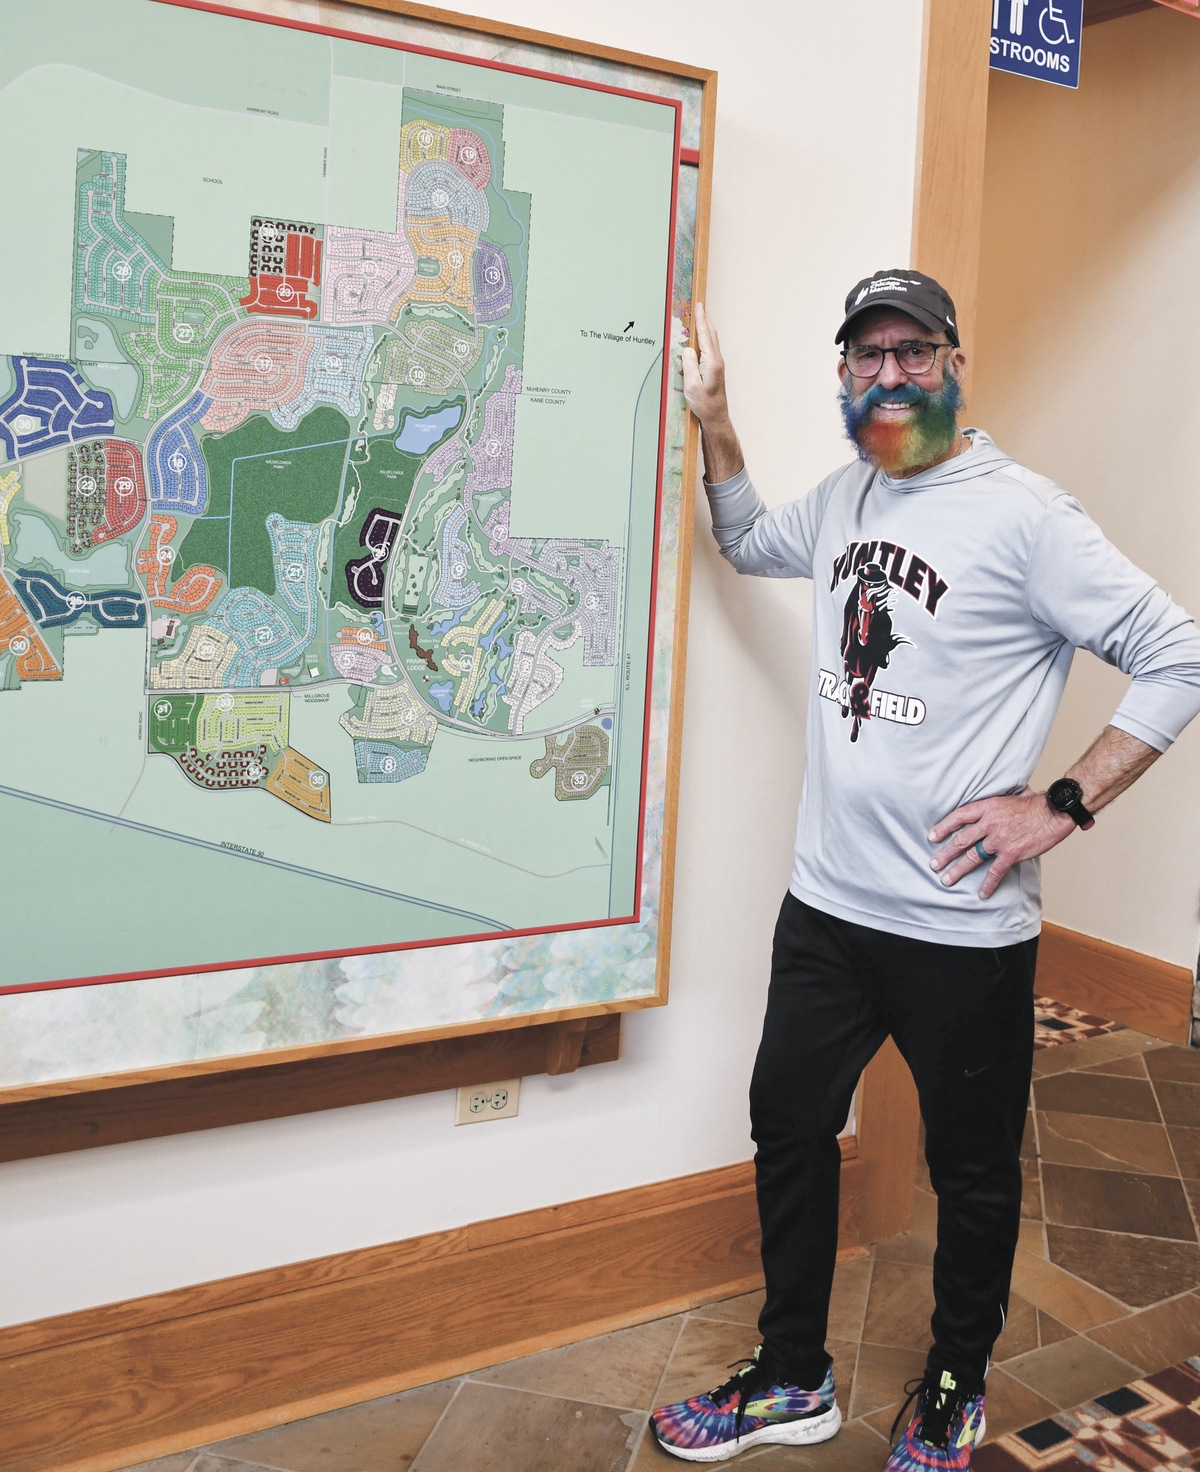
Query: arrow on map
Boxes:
[{"xmin": 623, "ymin": 321, "xmax": 634, "ymax": 333}]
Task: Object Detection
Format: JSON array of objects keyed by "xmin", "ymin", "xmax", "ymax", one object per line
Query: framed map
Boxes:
[{"xmin": 0, "ymin": 0, "xmax": 710, "ymax": 1088}]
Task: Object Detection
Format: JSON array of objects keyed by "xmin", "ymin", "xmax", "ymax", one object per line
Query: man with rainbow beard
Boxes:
[{"xmin": 647, "ymin": 270, "xmax": 1200, "ymax": 1467}]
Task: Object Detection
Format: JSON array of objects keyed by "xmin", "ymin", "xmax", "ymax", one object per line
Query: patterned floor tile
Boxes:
[
  {"xmin": 1033, "ymin": 998, "xmax": 1123, "ymax": 1051},
  {"xmin": 973, "ymin": 1355, "xmax": 1200, "ymax": 1471}
]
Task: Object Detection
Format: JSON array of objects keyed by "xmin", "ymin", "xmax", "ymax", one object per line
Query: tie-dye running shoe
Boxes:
[
  {"xmin": 885, "ymin": 1369, "xmax": 986, "ymax": 1471},
  {"xmin": 649, "ymin": 1344, "xmax": 840, "ymax": 1462}
]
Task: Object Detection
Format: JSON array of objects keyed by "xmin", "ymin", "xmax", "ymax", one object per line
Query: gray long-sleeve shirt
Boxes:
[{"xmin": 708, "ymin": 430, "xmax": 1200, "ymax": 945}]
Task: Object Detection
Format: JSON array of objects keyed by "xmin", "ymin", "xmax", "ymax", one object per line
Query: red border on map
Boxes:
[{"xmin": 0, "ymin": 0, "xmax": 682, "ymax": 996}]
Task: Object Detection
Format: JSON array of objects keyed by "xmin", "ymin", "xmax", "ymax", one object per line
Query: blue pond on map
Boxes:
[{"xmin": 394, "ymin": 401, "xmax": 462, "ymax": 455}]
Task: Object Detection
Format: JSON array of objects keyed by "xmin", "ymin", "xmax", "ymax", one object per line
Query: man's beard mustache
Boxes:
[{"xmin": 839, "ymin": 375, "xmax": 963, "ymax": 475}]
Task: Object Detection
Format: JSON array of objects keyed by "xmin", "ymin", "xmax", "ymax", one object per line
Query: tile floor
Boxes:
[
  {"xmin": 974, "ymin": 1356, "xmax": 1200, "ymax": 1469},
  {"xmin": 1032, "ymin": 996, "xmax": 1124, "ymax": 1051},
  {"xmin": 123, "ymin": 1024, "xmax": 1200, "ymax": 1472}
]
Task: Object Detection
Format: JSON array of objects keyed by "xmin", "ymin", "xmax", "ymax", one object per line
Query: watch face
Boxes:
[{"xmin": 1049, "ymin": 778, "xmax": 1082, "ymax": 811}]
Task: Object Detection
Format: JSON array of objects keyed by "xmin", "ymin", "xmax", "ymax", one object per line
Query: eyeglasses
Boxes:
[{"xmin": 841, "ymin": 341, "xmax": 949, "ymax": 378}]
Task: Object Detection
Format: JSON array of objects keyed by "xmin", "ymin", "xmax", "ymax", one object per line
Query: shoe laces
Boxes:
[
  {"xmin": 706, "ymin": 1352, "xmax": 772, "ymax": 1439},
  {"xmin": 890, "ymin": 1371, "xmax": 972, "ymax": 1451}
]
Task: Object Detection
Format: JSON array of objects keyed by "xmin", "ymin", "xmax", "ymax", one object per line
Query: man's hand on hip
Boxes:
[
  {"xmin": 681, "ymin": 301, "xmax": 744, "ymax": 483},
  {"xmin": 928, "ymin": 791, "xmax": 1075, "ymax": 901}
]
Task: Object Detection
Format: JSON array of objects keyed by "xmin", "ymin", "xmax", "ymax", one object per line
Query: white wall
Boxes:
[
  {"xmin": 973, "ymin": 7, "xmax": 1200, "ymax": 969},
  {"xmin": 0, "ymin": 0, "xmax": 924, "ymax": 1328}
]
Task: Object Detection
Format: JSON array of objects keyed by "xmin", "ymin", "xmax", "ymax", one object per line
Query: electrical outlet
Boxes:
[{"xmin": 455, "ymin": 1077, "xmax": 520, "ymax": 1125}]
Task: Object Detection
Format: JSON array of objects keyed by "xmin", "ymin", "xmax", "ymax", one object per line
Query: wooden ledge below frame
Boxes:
[{"xmin": 0, "ymin": 1013, "xmax": 623, "ymax": 1165}]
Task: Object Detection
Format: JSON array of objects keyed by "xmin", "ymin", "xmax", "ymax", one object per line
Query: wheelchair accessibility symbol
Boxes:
[
  {"xmin": 991, "ymin": 0, "xmax": 1081, "ymax": 88},
  {"xmin": 1039, "ymin": 0, "xmax": 1075, "ymax": 45}
]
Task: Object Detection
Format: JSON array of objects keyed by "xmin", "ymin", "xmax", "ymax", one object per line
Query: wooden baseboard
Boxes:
[
  {"xmin": 1036, "ymin": 923, "xmax": 1195, "ymax": 1045},
  {"xmin": 0, "ymin": 1144, "xmax": 862, "ymax": 1472}
]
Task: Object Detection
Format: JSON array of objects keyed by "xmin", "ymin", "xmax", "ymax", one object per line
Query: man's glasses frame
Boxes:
[{"xmin": 841, "ymin": 341, "xmax": 950, "ymax": 379}]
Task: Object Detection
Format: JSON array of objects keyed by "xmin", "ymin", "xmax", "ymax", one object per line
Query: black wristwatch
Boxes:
[{"xmin": 1046, "ymin": 777, "xmax": 1095, "ymax": 830}]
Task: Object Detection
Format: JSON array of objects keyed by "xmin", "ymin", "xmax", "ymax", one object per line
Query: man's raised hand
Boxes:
[
  {"xmin": 681, "ymin": 302, "xmax": 729, "ymax": 424},
  {"xmin": 681, "ymin": 302, "xmax": 744, "ymax": 483}
]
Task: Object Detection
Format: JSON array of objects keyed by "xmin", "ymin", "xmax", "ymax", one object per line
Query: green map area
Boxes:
[{"xmin": 0, "ymin": 0, "xmax": 676, "ymax": 991}]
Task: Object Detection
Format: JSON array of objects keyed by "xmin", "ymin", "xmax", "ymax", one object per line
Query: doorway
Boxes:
[{"xmin": 973, "ymin": 2, "xmax": 1200, "ymax": 1042}]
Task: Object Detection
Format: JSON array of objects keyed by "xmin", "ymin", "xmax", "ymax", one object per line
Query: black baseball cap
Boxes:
[{"xmin": 835, "ymin": 269, "xmax": 959, "ymax": 347}]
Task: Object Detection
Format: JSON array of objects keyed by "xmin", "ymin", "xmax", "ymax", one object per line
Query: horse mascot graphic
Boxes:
[{"xmin": 838, "ymin": 561, "xmax": 913, "ymax": 742}]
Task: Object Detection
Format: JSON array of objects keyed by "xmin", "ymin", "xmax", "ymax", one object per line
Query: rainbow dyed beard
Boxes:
[{"xmin": 839, "ymin": 373, "xmax": 963, "ymax": 476}]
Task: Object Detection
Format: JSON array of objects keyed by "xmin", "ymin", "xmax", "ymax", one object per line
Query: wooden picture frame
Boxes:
[
  {"xmin": 0, "ymin": 0, "xmax": 983, "ymax": 1205},
  {"xmin": 0, "ymin": 0, "xmax": 716, "ymax": 1127}
]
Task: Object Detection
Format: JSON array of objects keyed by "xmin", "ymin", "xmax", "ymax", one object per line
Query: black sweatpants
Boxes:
[{"xmin": 751, "ymin": 893, "xmax": 1037, "ymax": 1391}]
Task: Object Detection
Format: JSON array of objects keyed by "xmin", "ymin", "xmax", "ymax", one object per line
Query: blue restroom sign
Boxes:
[{"xmin": 990, "ymin": 0, "xmax": 1083, "ymax": 89}]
